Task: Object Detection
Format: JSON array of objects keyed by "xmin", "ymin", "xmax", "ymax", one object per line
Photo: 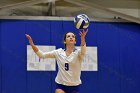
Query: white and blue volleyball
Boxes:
[{"xmin": 74, "ymin": 14, "xmax": 90, "ymax": 29}]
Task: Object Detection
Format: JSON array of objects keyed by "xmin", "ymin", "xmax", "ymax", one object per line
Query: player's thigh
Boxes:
[{"xmin": 55, "ymin": 89, "xmax": 65, "ymax": 93}]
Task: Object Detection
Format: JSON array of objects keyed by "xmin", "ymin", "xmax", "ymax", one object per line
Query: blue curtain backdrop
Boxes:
[{"xmin": 0, "ymin": 19, "xmax": 140, "ymax": 93}]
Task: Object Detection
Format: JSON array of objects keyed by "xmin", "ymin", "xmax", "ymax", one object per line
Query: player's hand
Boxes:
[
  {"xmin": 25, "ymin": 34, "xmax": 34, "ymax": 45},
  {"xmin": 79, "ymin": 29, "xmax": 88, "ymax": 39},
  {"xmin": 79, "ymin": 29, "xmax": 88, "ymax": 46}
]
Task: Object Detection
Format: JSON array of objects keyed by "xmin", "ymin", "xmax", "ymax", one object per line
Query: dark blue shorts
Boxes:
[{"xmin": 55, "ymin": 83, "xmax": 80, "ymax": 93}]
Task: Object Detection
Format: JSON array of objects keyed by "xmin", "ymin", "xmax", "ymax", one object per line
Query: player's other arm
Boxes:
[{"xmin": 25, "ymin": 34, "xmax": 55, "ymax": 59}]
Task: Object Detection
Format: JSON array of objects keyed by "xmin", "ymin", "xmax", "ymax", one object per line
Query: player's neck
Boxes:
[{"xmin": 66, "ymin": 45, "xmax": 75, "ymax": 52}]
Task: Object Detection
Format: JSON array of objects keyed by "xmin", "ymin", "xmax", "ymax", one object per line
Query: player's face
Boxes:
[{"xmin": 65, "ymin": 32, "xmax": 76, "ymax": 45}]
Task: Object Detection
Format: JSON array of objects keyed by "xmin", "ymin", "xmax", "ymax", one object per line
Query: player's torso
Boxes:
[
  {"xmin": 56, "ymin": 48, "xmax": 81, "ymax": 71},
  {"xmin": 55, "ymin": 48, "xmax": 82, "ymax": 85}
]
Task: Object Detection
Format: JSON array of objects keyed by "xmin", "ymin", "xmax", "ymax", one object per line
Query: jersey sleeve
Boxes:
[{"xmin": 36, "ymin": 49, "xmax": 56, "ymax": 59}]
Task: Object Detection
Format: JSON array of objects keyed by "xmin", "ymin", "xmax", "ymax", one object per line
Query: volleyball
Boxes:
[{"xmin": 74, "ymin": 14, "xmax": 90, "ymax": 29}]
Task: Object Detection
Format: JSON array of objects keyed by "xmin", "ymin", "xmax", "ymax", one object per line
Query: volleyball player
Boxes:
[{"xmin": 25, "ymin": 29, "xmax": 88, "ymax": 93}]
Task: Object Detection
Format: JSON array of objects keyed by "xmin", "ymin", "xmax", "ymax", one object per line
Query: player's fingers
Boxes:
[
  {"xmin": 79, "ymin": 32, "xmax": 82, "ymax": 36},
  {"xmin": 82, "ymin": 29, "xmax": 85, "ymax": 33},
  {"xmin": 25, "ymin": 34, "xmax": 32, "ymax": 40},
  {"xmin": 80, "ymin": 31, "xmax": 84, "ymax": 36},
  {"xmin": 85, "ymin": 29, "xmax": 88, "ymax": 35}
]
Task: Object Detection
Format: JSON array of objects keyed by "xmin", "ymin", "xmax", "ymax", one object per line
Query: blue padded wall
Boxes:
[
  {"xmin": 96, "ymin": 23, "xmax": 121, "ymax": 93},
  {"xmin": 119, "ymin": 23, "xmax": 140, "ymax": 93},
  {"xmin": 0, "ymin": 19, "xmax": 140, "ymax": 93},
  {"xmin": 1, "ymin": 20, "xmax": 27, "ymax": 93}
]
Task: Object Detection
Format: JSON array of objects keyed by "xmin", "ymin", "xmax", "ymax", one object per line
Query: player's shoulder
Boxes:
[
  {"xmin": 75, "ymin": 48, "xmax": 81, "ymax": 52},
  {"xmin": 55, "ymin": 48, "xmax": 64, "ymax": 52}
]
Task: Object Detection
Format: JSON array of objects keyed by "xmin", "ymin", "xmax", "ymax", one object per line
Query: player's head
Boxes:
[{"xmin": 63, "ymin": 32, "xmax": 76, "ymax": 48}]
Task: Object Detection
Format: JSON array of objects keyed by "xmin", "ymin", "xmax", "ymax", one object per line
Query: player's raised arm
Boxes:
[
  {"xmin": 25, "ymin": 34, "xmax": 55, "ymax": 59},
  {"xmin": 78, "ymin": 29, "xmax": 88, "ymax": 59},
  {"xmin": 25, "ymin": 34, "xmax": 38, "ymax": 53},
  {"xmin": 79, "ymin": 29, "xmax": 88, "ymax": 46}
]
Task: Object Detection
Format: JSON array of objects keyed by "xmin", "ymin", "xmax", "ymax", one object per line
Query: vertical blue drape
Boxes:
[
  {"xmin": 1, "ymin": 20, "xmax": 27, "ymax": 93},
  {"xmin": 96, "ymin": 22, "xmax": 120, "ymax": 93},
  {"xmin": 119, "ymin": 23, "xmax": 140, "ymax": 93}
]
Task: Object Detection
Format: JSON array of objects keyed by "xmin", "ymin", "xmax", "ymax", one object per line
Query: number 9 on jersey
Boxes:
[{"xmin": 65, "ymin": 63, "xmax": 69, "ymax": 71}]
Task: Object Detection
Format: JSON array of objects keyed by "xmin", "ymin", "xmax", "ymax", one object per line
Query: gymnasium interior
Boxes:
[{"xmin": 0, "ymin": 0, "xmax": 140, "ymax": 93}]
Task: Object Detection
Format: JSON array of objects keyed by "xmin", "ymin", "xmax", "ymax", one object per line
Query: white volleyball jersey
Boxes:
[{"xmin": 36, "ymin": 45, "xmax": 86, "ymax": 86}]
